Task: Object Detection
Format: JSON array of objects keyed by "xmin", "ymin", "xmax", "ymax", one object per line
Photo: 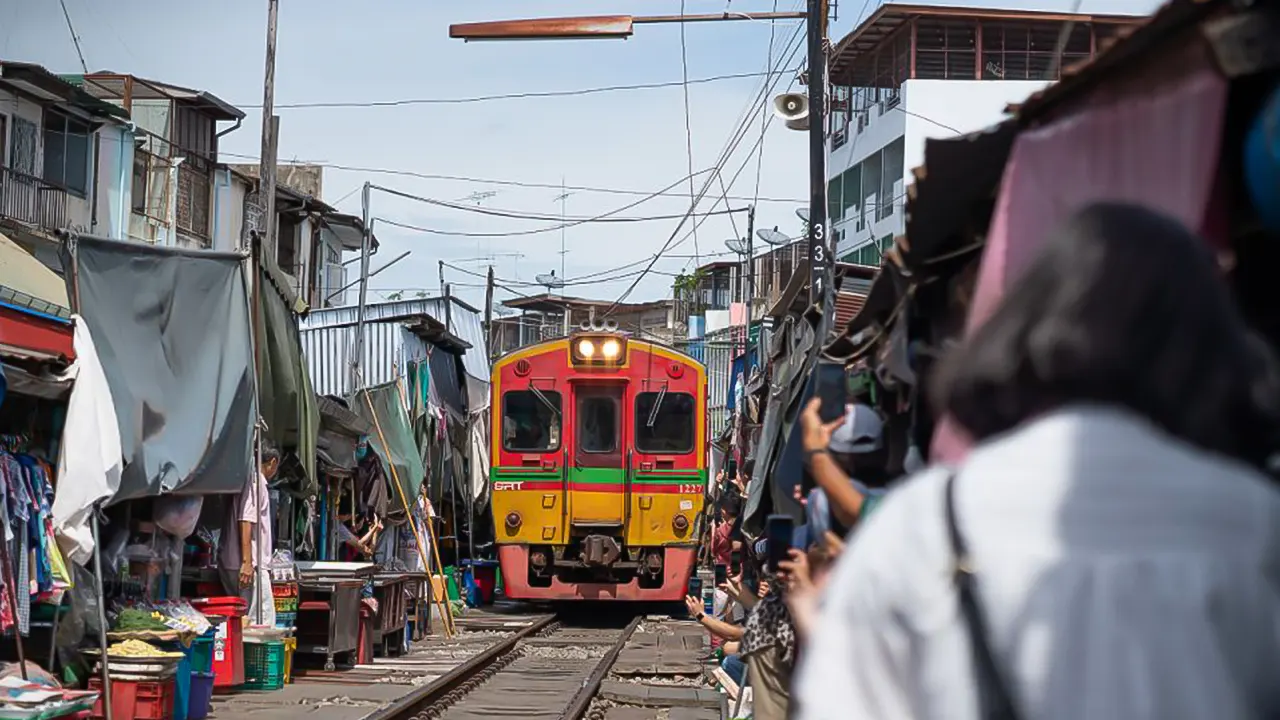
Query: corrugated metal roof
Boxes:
[
  {"xmin": 835, "ymin": 291, "xmax": 867, "ymax": 330},
  {"xmin": 300, "ymin": 297, "xmax": 491, "ymax": 396}
]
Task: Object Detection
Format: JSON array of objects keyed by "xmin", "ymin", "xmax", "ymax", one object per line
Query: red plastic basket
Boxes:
[{"xmin": 89, "ymin": 677, "xmax": 175, "ymax": 720}]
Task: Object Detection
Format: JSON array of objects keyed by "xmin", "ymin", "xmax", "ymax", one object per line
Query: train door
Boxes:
[
  {"xmin": 567, "ymin": 383, "xmax": 627, "ymax": 531},
  {"xmin": 627, "ymin": 382, "xmax": 702, "ymax": 548}
]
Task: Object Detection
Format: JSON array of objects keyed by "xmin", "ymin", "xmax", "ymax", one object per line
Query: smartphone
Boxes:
[
  {"xmin": 725, "ymin": 458, "xmax": 738, "ymax": 482},
  {"xmin": 687, "ymin": 576, "xmax": 702, "ymax": 601},
  {"xmin": 729, "ymin": 549, "xmax": 742, "ymax": 576},
  {"xmin": 714, "ymin": 563, "xmax": 728, "ymax": 585},
  {"xmin": 765, "ymin": 514, "xmax": 794, "ymax": 569},
  {"xmin": 815, "ymin": 361, "xmax": 848, "ymax": 423}
]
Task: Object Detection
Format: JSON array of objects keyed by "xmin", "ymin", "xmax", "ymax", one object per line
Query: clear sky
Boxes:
[{"xmin": 2, "ymin": 0, "xmax": 1162, "ymax": 311}]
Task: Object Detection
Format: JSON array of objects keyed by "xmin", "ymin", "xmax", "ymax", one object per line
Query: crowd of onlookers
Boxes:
[{"xmin": 689, "ymin": 203, "xmax": 1280, "ymax": 719}]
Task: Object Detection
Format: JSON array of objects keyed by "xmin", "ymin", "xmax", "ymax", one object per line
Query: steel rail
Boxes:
[
  {"xmin": 560, "ymin": 615, "xmax": 645, "ymax": 720},
  {"xmin": 366, "ymin": 613, "xmax": 558, "ymax": 720}
]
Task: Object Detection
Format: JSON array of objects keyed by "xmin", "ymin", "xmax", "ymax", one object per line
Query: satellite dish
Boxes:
[
  {"xmin": 796, "ymin": 208, "xmax": 809, "ymax": 223},
  {"xmin": 756, "ymin": 227, "xmax": 790, "ymax": 246},
  {"xmin": 725, "ymin": 238, "xmax": 747, "ymax": 255},
  {"xmin": 773, "ymin": 93, "xmax": 809, "ymax": 121},
  {"xmin": 535, "ymin": 271, "xmax": 565, "ymax": 289}
]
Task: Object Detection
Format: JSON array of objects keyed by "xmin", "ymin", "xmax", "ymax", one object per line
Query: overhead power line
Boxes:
[
  {"xmin": 204, "ymin": 151, "xmax": 809, "ymax": 204},
  {"xmin": 604, "ymin": 16, "xmax": 809, "ymax": 313},
  {"xmin": 368, "ymin": 169, "xmax": 740, "ymax": 238},
  {"xmin": 379, "ymin": 193, "xmax": 747, "ymax": 225},
  {"xmin": 238, "ymin": 70, "xmax": 789, "ymax": 109}
]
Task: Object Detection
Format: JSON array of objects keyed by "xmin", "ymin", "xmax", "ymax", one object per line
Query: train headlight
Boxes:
[
  {"xmin": 570, "ymin": 333, "xmax": 627, "ymax": 366},
  {"xmin": 505, "ymin": 512, "xmax": 522, "ymax": 530}
]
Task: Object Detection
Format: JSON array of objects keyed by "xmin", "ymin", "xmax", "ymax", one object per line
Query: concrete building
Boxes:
[
  {"xmin": 0, "ymin": 62, "xmax": 131, "ymax": 254},
  {"xmin": 826, "ymin": 3, "xmax": 1146, "ymax": 262},
  {"xmin": 73, "ymin": 73, "xmax": 247, "ymax": 250},
  {"xmin": 490, "ymin": 294, "xmax": 674, "ymax": 358}
]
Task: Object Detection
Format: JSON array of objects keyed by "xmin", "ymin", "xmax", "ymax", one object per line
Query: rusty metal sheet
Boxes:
[{"xmin": 449, "ymin": 15, "xmax": 634, "ymax": 40}]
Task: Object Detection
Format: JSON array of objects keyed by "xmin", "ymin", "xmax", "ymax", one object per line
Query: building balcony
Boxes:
[{"xmin": 0, "ymin": 165, "xmax": 68, "ymax": 236}]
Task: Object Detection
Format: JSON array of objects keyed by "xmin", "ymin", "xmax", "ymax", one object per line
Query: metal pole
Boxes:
[
  {"xmin": 746, "ymin": 205, "xmax": 757, "ymax": 356},
  {"xmin": 483, "ymin": 265, "xmax": 495, "ymax": 359},
  {"xmin": 258, "ymin": 0, "xmax": 280, "ymax": 264},
  {"xmin": 805, "ymin": 0, "xmax": 829, "ymax": 308},
  {"xmin": 91, "ymin": 511, "xmax": 113, "ymax": 720},
  {"xmin": 351, "ymin": 182, "xmax": 372, "ymax": 393}
]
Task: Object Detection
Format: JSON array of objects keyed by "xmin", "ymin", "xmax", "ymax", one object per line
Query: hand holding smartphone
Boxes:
[
  {"xmin": 815, "ymin": 361, "xmax": 850, "ymax": 423},
  {"xmin": 765, "ymin": 514, "xmax": 794, "ymax": 570}
]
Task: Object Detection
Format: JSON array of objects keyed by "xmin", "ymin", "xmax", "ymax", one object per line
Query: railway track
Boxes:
[{"xmin": 374, "ymin": 611, "xmax": 718, "ymax": 720}]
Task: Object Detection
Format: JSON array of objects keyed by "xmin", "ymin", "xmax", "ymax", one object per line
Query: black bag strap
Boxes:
[{"xmin": 945, "ymin": 472, "xmax": 1023, "ymax": 720}]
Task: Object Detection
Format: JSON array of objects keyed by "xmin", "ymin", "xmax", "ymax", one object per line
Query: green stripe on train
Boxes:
[{"xmin": 492, "ymin": 467, "xmax": 706, "ymax": 485}]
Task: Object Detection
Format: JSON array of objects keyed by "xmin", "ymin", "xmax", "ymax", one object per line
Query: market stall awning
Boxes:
[
  {"xmin": 0, "ymin": 232, "xmax": 73, "ymax": 362},
  {"xmin": 68, "ymin": 235, "xmax": 256, "ymax": 501}
]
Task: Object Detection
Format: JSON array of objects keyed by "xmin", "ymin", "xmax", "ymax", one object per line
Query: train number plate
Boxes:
[{"xmin": 678, "ymin": 484, "xmax": 702, "ymax": 494}]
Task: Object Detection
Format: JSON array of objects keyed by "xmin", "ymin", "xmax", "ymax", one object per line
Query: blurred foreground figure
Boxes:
[{"xmin": 795, "ymin": 203, "xmax": 1280, "ymax": 720}]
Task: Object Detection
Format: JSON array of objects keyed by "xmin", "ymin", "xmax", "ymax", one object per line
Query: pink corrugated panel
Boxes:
[{"xmin": 931, "ymin": 69, "xmax": 1230, "ymax": 464}]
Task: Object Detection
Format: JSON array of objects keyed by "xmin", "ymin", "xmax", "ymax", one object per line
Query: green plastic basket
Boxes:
[{"xmin": 243, "ymin": 640, "xmax": 287, "ymax": 691}]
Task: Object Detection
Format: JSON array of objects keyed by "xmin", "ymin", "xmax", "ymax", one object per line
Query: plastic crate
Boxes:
[
  {"xmin": 282, "ymin": 637, "xmax": 296, "ymax": 684},
  {"xmin": 89, "ymin": 677, "xmax": 175, "ymax": 720},
  {"xmin": 242, "ymin": 640, "xmax": 287, "ymax": 691},
  {"xmin": 190, "ymin": 631, "xmax": 215, "ymax": 675}
]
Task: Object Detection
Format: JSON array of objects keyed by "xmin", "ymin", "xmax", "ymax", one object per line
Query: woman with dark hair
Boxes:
[{"xmin": 794, "ymin": 203, "xmax": 1280, "ymax": 720}]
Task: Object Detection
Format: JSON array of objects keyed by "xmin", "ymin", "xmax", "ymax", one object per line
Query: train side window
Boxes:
[
  {"xmin": 578, "ymin": 397, "xmax": 618, "ymax": 453},
  {"xmin": 503, "ymin": 390, "xmax": 561, "ymax": 452},
  {"xmin": 635, "ymin": 392, "xmax": 696, "ymax": 454}
]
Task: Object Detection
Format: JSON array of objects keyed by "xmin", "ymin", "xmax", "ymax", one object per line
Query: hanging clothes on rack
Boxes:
[{"xmin": 0, "ymin": 436, "xmax": 72, "ymax": 636}]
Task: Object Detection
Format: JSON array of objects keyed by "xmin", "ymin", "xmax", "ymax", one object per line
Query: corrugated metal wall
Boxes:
[
  {"xmin": 300, "ymin": 319, "xmax": 430, "ymax": 397},
  {"xmin": 675, "ymin": 335, "xmax": 741, "ymax": 439},
  {"xmin": 301, "ymin": 297, "xmax": 490, "ymax": 391}
]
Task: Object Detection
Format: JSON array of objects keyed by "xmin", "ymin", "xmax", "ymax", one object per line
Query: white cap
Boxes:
[{"xmin": 829, "ymin": 403, "xmax": 883, "ymax": 454}]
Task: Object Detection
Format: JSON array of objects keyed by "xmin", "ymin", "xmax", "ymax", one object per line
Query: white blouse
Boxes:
[{"xmin": 794, "ymin": 406, "xmax": 1280, "ymax": 720}]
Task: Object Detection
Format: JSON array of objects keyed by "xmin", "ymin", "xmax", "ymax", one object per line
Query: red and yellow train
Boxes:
[{"xmin": 489, "ymin": 325, "xmax": 707, "ymax": 601}]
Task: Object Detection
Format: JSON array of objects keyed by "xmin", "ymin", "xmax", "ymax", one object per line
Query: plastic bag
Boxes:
[{"xmin": 154, "ymin": 495, "xmax": 204, "ymax": 539}]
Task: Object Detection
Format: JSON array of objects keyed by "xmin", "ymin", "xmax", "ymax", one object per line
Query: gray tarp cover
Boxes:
[
  {"xmin": 68, "ymin": 236, "xmax": 255, "ymax": 502},
  {"xmin": 256, "ymin": 270, "xmax": 319, "ymax": 494},
  {"xmin": 353, "ymin": 380, "xmax": 425, "ymax": 503}
]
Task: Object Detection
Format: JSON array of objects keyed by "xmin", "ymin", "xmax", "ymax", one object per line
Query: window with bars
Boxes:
[
  {"xmin": 41, "ymin": 111, "xmax": 92, "ymax": 196},
  {"xmin": 131, "ymin": 149, "xmax": 171, "ymax": 222},
  {"xmin": 175, "ymin": 155, "xmax": 212, "ymax": 239},
  {"xmin": 831, "ymin": 85, "xmax": 852, "ymax": 149},
  {"xmin": 980, "ymin": 21, "xmax": 1091, "ymax": 81},
  {"xmin": 915, "ymin": 20, "xmax": 977, "ymax": 79},
  {"xmin": 877, "ymin": 138, "xmax": 905, "ymax": 222}
]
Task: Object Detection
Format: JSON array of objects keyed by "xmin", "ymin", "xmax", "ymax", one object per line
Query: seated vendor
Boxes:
[{"xmin": 336, "ymin": 511, "xmax": 383, "ymax": 562}]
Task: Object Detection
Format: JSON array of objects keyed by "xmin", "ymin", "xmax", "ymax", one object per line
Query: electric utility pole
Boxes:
[
  {"xmin": 806, "ymin": 0, "xmax": 830, "ymax": 311},
  {"xmin": 484, "ymin": 265, "xmax": 496, "ymax": 360},
  {"xmin": 258, "ymin": 0, "xmax": 280, "ymax": 262}
]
